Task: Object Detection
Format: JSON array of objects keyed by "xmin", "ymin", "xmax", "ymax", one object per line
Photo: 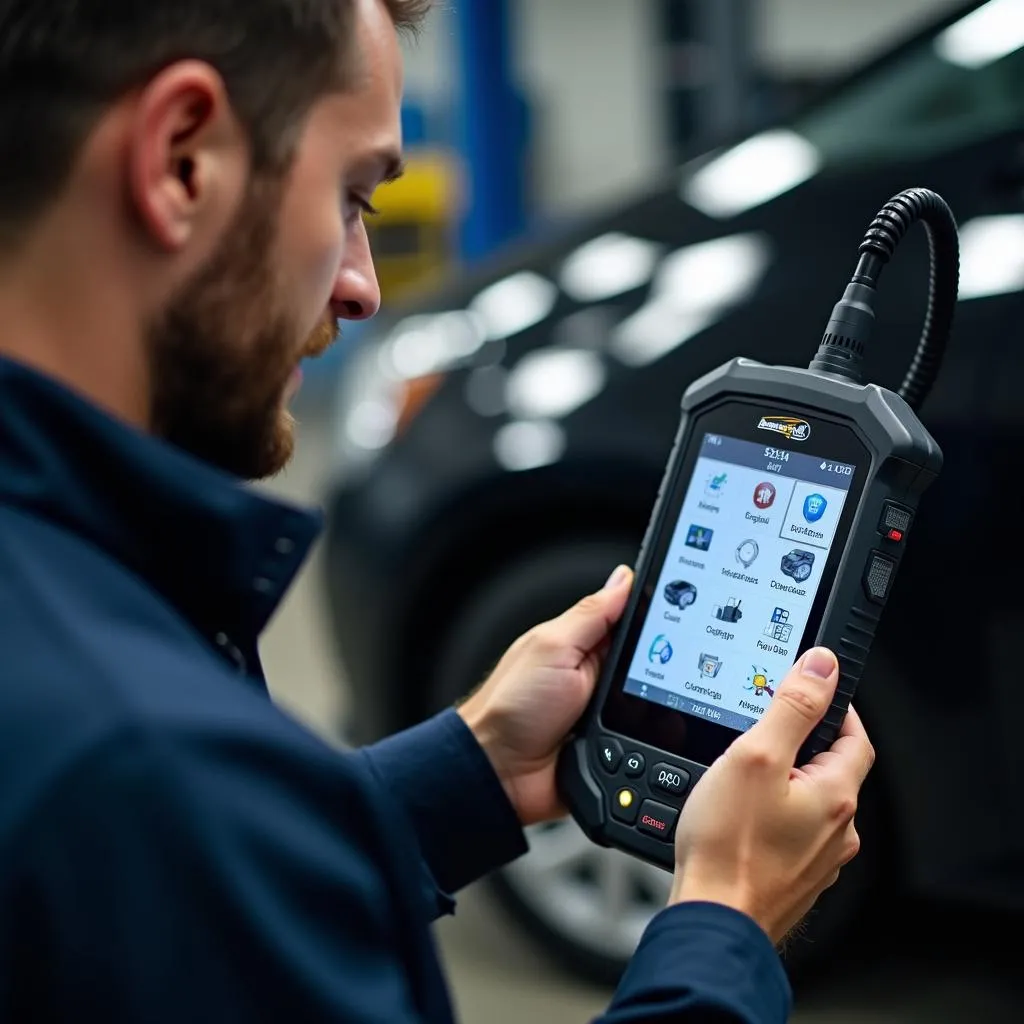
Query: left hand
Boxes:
[{"xmin": 457, "ymin": 564, "xmax": 634, "ymax": 826}]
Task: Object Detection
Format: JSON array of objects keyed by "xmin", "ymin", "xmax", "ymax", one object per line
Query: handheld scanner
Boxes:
[{"xmin": 557, "ymin": 188, "xmax": 958, "ymax": 867}]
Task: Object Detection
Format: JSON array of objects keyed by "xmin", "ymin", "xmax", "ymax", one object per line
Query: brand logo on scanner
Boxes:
[{"xmin": 757, "ymin": 415, "xmax": 811, "ymax": 442}]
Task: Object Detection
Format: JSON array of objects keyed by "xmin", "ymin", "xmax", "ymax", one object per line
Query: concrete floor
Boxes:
[{"xmin": 257, "ymin": 399, "xmax": 1023, "ymax": 1023}]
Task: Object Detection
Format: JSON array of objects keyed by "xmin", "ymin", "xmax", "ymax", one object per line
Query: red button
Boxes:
[
  {"xmin": 887, "ymin": 528, "xmax": 903, "ymax": 542},
  {"xmin": 636, "ymin": 799, "xmax": 680, "ymax": 841}
]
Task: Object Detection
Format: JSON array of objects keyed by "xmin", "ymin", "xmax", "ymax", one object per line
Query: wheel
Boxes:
[{"xmin": 428, "ymin": 538, "xmax": 891, "ymax": 988}]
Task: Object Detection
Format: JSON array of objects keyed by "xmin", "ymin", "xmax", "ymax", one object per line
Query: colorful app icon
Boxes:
[
  {"xmin": 746, "ymin": 666, "xmax": 775, "ymax": 698},
  {"xmin": 764, "ymin": 607, "xmax": 793, "ymax": 643},
  {"xmin": 649, "ymin": 635, "xmax": 673, "ymax": 664},
  {"xmin": 705, "ymin": 472, "xmax": 728, "ymax": 499},
  {"xmin": 697, "ymin": 652, "xmax": 722, "ymax": 678},
  {"xmin": 803, "ymin": 492, "xmax": 828, "ymax": 522},
  {"xmin": 753, "ymin": 481, "xmax": 777, "ymax": 509},
  {"xmin": 685, "ymin": 524, "xmax": 713, "ymax": 551}
]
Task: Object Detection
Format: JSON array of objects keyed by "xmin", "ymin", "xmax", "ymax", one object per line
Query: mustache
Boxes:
[{"xmin": 303, "ymin": 317, "xmax": 340, "ymax": 359}]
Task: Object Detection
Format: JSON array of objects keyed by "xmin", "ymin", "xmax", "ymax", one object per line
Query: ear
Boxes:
[{"xmin": 126, "ymin": 60, "xmax": 250, "ymax": 253}]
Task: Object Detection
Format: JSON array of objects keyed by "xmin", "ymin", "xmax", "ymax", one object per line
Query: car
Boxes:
[
  {"xmin": 663, "ymin": 578, "xmax": 697, "ymax": 608},
  {"xmin": 780, "ymin": 549, "xmax": 815, "ymax": 583},
  {"xmin": 321, "ymin": 0, "xmax": 1024, "ymax": 987}
]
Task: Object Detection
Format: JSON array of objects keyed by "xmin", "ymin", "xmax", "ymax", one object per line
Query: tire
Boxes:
[{"xmin": 428, "ymin": 538, "xmax": 890, "ymax": 989}]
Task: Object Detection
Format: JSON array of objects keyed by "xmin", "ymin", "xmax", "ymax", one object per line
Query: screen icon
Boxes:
[
  {"xmin": 649, "ymin": 635, "xmax": 673, "ymax": 664},
  {"xmin": 714, "ymin": 597, "xmax": 743, "ymax": 623},
  {"xmin": 664, "ymin": 580, "xmax": 697, "ymax": 608},
  {"xmin": 697, "ymin": 653, "xmax": 722, "ymax": 678},
  {"xmin": 685, "ymin": 524, "xmax": 713, "ymax": 551},
  {"xmin": 746, "ymin": 665, "xmax": 775, "ymax": 698},
  {"xmin": 705, "ymin": 472, "xmax": 728, "ymax": 499},
  {"xmin": 803, "ymin": 492, "xmax": 828, "ymax": 522},
  {"xmin": 764, "ymin": 607, "xmax": 793, "ymax": 643},
  {"xmin": 735, "ymin": 538, "xmax": 759, "ymax": 568},
  {"xmin": 780, "ymin": 549, "xmax": 815, "ymax": 582},
  {"xmin": 753, "ymin": 481, "xmax": 777, "ymax": 509}
]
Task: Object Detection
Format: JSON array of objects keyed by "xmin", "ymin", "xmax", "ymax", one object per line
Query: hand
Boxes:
[
  {"xmin": 458, "ymin": 564, "xmax": 634, "ymax": 826},
  {"xmin": 669, "ymin": 647, "xmax": 875, "ymax": 946}
]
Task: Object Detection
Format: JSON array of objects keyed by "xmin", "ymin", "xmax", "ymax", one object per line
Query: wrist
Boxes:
[
  {"xmin": 458, "ymin": 699, "xmax": 514, "ymax": 795},
  {"xmin": 668, "ymin": 875, "xmax": 767, "ymax": 937}
]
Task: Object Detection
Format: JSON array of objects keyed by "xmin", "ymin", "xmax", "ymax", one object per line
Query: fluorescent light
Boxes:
[
  {"xmin": 681, "ymin": 129, "xmax": 821, "ymax": 219},
  {"xmin": 934, "ymin": 0, "xmax": 1024, "ymax": 69},
  {"xmin": 469, "ymin": 271, "xmax": 559, "ymax": 341},
  {"xmin": 381, "ymin": 310, "xmax": 487, "ymax": 380},
  {"xmin": 957, "ymin": 214, "xmax": 1024, "ymax": 300},
  {"xmin": 559, "ymin": 232, "xmax": 662, "ymax": 302},
  {"xmin": 505, "ymin": 348, "xmax": 607, "ymax": 420},
  {"xmin": 610, "ymin": 233, "xmax": 772, "ymax": 366},
  {"xmin": 493, "ymin": 419, "xmax": 566, "ymax": 472}
]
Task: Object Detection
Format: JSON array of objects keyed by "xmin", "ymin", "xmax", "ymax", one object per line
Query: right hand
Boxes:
[{"xmin": 669, "ymin": 646, "xmax": 874, "ymax": 945}]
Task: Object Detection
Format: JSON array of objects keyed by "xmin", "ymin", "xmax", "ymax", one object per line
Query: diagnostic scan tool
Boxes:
[{"xmin": 557, "ymin": 188, "xmax": 959, "ymax": 867}]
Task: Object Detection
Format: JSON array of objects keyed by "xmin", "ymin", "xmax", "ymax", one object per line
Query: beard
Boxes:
[{"xmin": 147, "ymin": 175, "xmax": 338, "ymax": 480}]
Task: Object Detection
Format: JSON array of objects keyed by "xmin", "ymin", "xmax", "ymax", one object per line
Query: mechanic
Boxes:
[{"xmin": 0, "ymin": 1, "xmax": 873, "ymax": 1021}]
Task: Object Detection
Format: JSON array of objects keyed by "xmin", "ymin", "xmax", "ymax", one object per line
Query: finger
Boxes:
[
  {"xmin": 545, "ymin": 564, "xmax": 633, "ymax": 657},
  {"xmin": 749, "ymin": 647, "xmax": 839, "ymax": 762},
  {"xmin": 805, "ymin": 704, "xmax": 875, "ymax": 787}
]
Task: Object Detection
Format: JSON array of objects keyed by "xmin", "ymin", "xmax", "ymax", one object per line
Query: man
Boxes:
[{"xmin": 0, "ymin": 1, "xmax": 873, "ymax": 1021}]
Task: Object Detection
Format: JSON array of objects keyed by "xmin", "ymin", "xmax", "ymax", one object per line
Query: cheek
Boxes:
[{"xmin": 278, "ymin": 182, "xmax": 347, "ymax": 322}]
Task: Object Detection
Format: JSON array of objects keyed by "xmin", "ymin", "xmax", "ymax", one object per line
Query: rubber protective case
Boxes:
[{"xmin": 556, "ymin": 356, "xmax": 943, "ymax": 869}]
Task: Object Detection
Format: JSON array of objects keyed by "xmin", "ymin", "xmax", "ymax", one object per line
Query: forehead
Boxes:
[{"xmin": 301, "ymin": 2, "xmax": 403, "ymax": 175}]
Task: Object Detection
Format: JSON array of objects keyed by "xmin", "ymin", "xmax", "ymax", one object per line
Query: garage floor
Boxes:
[{"xmin": 257, "ymin": 399, "xmax": 1022, "ymax": 1024}]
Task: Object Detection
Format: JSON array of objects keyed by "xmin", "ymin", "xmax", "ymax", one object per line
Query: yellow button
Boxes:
[{"xmin": 617, "ymin": 788, "xmax": 634, "ymax": 808}]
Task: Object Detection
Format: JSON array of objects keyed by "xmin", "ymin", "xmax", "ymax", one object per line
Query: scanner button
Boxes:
[
  {"xmin": 596, "ymin": 737, "xmax": 623, "ymax": 774},
  {"xmin": 650, "ymin": 762, "xmax": 690, "ymax": 796},
  {"xmin": 637, "ymin": 799, "xmax": 680, "ymax": 841},
  {"xmin": 624, "ymin": 752, "xmax": 646, "ymax": 778},
  {"xmin": 878, "ymin": 502, "xmax": 913, "ymax": 542},
  {"xmin": 611, "ymin": 787, "xmax": 640, "ymax": 824},
  {"xmin": 863, "ymin": 551, "xmax": 897, "ymax": 603}
]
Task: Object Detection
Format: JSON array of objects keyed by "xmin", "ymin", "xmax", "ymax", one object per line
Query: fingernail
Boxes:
[
  {"xmin": 603, "ymin": 564, "xmax": 630, "ymax": 590},
  {"xmin": 800, "ymin": 647, "xmax": 837, "ymax": 680}
]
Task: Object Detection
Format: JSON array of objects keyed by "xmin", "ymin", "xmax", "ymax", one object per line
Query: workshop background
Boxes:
[{"xmin": 260, "ymin": 1, "xmax": 1024, "ymax": 1021}]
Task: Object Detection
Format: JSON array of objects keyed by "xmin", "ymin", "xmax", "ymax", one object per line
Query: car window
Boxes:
[{"xmin": 793, "ymin": 18, "xmax": 1024, "ymax": 168}]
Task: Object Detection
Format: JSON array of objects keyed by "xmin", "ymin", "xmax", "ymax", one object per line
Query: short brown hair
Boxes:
[{"xmin": 0, "ymin": 0, "xmax": 432, "ymax": 241}]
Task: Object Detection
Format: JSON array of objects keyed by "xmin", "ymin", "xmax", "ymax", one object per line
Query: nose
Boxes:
[{"xmin": 331, "ymin": 218, "xmax": 381, "ymax": 321}]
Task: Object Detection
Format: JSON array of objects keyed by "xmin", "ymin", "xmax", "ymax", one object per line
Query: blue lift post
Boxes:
[{"xmin": 451, "ymin": 0, "xmax": 528, "ymax": 262}]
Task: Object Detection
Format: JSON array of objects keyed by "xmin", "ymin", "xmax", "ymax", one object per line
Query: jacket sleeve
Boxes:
[
  {"xmin": 8, "ymin": 719, "xmax": 456, "ymax": 1024},
  {"xmin": 593, "ymin": 902, "xmax": 793, "ymax": 1023},
  {"xmin": 358, "ymin": 708, "xmax": 529, "ymax": 906}
]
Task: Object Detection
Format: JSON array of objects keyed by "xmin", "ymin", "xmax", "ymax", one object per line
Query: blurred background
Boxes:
[{"xmin": 260, "ymin": 1, "xmax": 1024, "ymax": 1020}]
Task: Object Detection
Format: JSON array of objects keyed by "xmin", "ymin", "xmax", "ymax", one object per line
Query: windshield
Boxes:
[{"xmin": 793, "ymin": 0, "xmax": 1024, "ymax": 168}]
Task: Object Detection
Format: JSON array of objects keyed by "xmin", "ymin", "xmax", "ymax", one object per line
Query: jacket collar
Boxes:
[{"xmin": 0, "ymin": 356, "xmax": 322, "ymax": 646}]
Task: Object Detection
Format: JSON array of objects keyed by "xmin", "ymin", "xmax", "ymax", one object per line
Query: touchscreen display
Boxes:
[{"xmin": 622, "ymin": 432, "xmax": 856, "ymax": 734}]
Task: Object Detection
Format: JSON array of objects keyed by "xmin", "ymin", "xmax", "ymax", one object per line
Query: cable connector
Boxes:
[
  {"xmin": 807, "ymin": 188, "xmax": 959, "ymax": 408},
  {"xmin": 808, "ymin": 280, "xmax": 876, "ymax": 385}
]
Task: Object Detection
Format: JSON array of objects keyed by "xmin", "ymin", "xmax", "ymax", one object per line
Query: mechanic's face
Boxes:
[{"xmin": 149, "ymin": 0, "xmax": 403, "ymax": 479}]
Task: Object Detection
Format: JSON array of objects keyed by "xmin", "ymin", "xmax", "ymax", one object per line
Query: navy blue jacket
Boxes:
[{"xmin": 0, "ymin": 356, "xmax": 792, "ymax": 1022}]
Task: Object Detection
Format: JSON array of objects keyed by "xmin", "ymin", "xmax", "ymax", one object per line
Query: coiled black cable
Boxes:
[{"xmin": 808, "ymin": 187, "xmax": 960, "ymax": 412}]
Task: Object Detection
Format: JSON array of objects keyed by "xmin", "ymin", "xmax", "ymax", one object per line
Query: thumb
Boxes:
[
  {"xmin": 750, "ymin": 647, "xmax": 839, "ymax": 761},
  {"xmin": 548, "ymin": 564, "xmax": 633, "ymax": 656}
]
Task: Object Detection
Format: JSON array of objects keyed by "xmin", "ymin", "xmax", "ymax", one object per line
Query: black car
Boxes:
[{"xmin": 321, "ymin": 0, "xmax": 1024, "ymax": 986}]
